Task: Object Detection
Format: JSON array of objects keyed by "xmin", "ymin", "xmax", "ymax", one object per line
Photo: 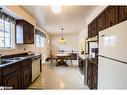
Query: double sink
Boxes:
[{"xmin": 0, "ymin": 57, "xmax": 26, "ymax": 65}]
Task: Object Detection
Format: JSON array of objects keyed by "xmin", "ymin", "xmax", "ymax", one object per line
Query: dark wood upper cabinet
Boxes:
[
  {"xmin": 88, "ymin": 24, "xmax": 92, "ymax": 38},
  {"xmin": 118, "ymin": 6, "xmax": 127, "ymax": 23},
  {"xmin": 16, "ymin": 20, "xmax": 34, "ymax": 44},
  {"xmin": 105, "ymin": 6, "xmax": 118, "ymax": 28},
  {"xmin": 91, "ymin": 19, "xmax": 98, "ymax": 37},
  {"xmin": 88, "ymin": 19, "xmax": 98, "ymax": 38},
  {"xmin": 97, "ymin": 12, "xmax": 106, "ymax": 31}
]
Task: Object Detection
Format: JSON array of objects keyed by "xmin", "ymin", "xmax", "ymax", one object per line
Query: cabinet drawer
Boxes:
[
  {"xmin": 21, "ymin": 59, "xmax": 32, "ymax": 67},
  {"xmin": 2, "ymin": 63, "xmax": 20, "ymax": 76}
]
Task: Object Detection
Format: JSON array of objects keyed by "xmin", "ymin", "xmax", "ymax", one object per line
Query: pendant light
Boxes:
[{"xmin": 60, "ymin": 28, "xmax": 66, "ymax": 44}]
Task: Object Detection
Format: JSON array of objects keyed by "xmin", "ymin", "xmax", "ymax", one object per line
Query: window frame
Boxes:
[
  {"xmin": 35, "ymin": 32, "xmax": 45, "ymax": 48},
  {"xmin": 0, "ymin": 18, "xmax": 15, "ymax": 49}
]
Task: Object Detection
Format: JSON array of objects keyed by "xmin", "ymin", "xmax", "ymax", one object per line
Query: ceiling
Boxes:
[{"xmin": 22, "ymin": 6, "xmax": 97, "ymax": 35}]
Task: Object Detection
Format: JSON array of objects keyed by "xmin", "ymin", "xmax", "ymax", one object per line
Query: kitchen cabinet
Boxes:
[
  {"xmin": 16, "ymin": 20, "xmax": 34, "ymax": 44},
  {"xmin": 105, "ymin": 6, "xmax": 118, "ymax": 28},
  {"xmin": 91, "ymin": 19, "xmax": 98, "ymax": 37},
  {"xmin": 97, "ymin": 12, "xmax": 106, "ymax": 31},
  {"xmin": 0, "ymin": 53, "xmax": 41, "ymax": 89},
  {"xmin": 87, "ymin": 59, "xmax": 98, "ymax": 89},
  {"xmin": 88, "ymin": 19, "xmax": 98, "ymax": 38},
  {"xmin": 2, "ymin": 63, "xmax": 21, "ymax": 89},
  {"xmin": 78, "ymin": 57, "xmax": 85, "ymax": 75},
  {"xmin": 20, "ymin": 59, "xmax": 32, "ymax": 89},
  {"xmin": 87, "ymin": 60, "xmax": 93, "ymax": 89},
  {"xmin": 92, "ymin": 63, "xmax": 98, "ymax": 89},
  {"xmin": 118, "ymin": 6, "xmax": 127, "ymax": 23},
  {"xmin": 88, "ymin": 24, "xmax": 92, "ymax": 38}
]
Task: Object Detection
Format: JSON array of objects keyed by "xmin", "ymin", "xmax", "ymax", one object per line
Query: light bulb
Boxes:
[{"xmin": 51, "ymin": 5, "xmax": 61, "ymax": 14}]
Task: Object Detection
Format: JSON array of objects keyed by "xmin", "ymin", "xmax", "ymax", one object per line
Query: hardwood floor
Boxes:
[{"xmin": 28, "ymin": 61, "xmax": 88, "ymax": 89}]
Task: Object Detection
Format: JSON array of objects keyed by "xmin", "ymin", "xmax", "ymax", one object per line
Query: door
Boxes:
[
  {"xmin": 98, "ymin": 56, "xmax": 127, "ymax": 89},
  {"xmin": 99, "ymin": 20, "xmax": 127, "ymax": 62}
]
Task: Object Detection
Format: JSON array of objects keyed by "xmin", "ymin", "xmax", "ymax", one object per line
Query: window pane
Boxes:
[
  {"xmin": 5, "ymin": 38, "xmax": 11, "ymax": 47},
  {"xmin": 40, "ymin": 36, "xmax": 45, "ymax": 47},
  {"xmin": 0, "ymin": 37, "xmax": 4, "ymax": 47},
  {"xmin": 0, "ymin": 19, "xmax": 4, "ymax": 31},
  {"xmin": 0, "ymin": 31, "xmax": 4, "ymax": 38},
  {"xmin": 5, "ymin": 20, "xmax": 10, "ymax": 32}
]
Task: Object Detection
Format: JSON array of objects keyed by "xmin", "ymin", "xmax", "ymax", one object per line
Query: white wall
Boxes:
[
  {"xmin": 78, "ymin": 26, "xmax": 88, "ymax": 58},
  {"xmin": 50, "ymin": 34, "xmax": 79, "ymax": 55}
]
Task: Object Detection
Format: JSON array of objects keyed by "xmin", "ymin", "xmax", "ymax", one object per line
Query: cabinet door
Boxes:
[
  {"xmin": 2, "ymin": 64, "xmax": 21, "ymax": 89},
  {"xmin": 21, "ymin": 59, "xmax": 32, "ymax": 88},
  {"xmin": 23, "ymin": 21, "xmax": 34, "ymax": 44},
  {"xmin": 118, "ymin": 6, "xmax": 127, "ymax": 23},
  {"xmin": 21, "ymin": 65, "xmax": 31, "ymax": 88},
  {"xmin": 92, "ymin": 64, "xmax": 98, "ymax": 89},
  {"xmin": 88, "ymin": 24, "xmax": 92, "ymax": 38},
  {"xmin": 91, "ymin": 20, "xmax": 98, "ymax": 37},
  {"xmin": 105, "ymin": 6, "xmax": 118, "ymax": 28},
  {"xmin": 87, "ymin": 61, "xmax": 93, "ymax": 89},
  {"xmin": 3, "ymin": 71, "xmax": 21, "ymax": 89},
  {"xmin": 29, "ymin": 24, "xmax": 34, "ymax": 44},
  {"xmin": 23, "ymin": 21, "xmax": 30, "ymax": 44},
  {"xmin": 97, "ymin": 12, "xmax": 106, "ymax": 31}
]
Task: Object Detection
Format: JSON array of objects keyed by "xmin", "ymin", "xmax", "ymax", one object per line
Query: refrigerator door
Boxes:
[
  {"xmin": 99, "ymin": 20, "xmax": 127, "ymax": 62},
  {"xmin": 98, "ymin": 57, "xmax": 127, "ymax": 89}
]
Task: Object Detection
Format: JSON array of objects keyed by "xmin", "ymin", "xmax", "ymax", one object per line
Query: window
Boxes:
[
  {"xmin": 35, "ymin": 29, "xmax": 46, "ymax": 48},
  {"xmin": 0, "ymin": 12, "xmax": 15, "ymax": 48}
]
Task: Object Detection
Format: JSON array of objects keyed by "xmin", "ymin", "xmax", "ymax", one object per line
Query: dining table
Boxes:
[{"xmin": 55, "ymin": 53, "xmax": 70, "ymax": 66}]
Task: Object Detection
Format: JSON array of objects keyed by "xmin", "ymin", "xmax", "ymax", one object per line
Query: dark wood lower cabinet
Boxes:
[
  {"xmin": 0, "ymin": 59, "xmax": 32, "ymax": 89},
  {"xmin": 87, "ymin": 59, "xmax": 98, "ymax": 89},
  {"xmin": 92, "ymin": 63, "xmax": 98, "ymax": 89},
  {"xmin": 87, "ymin": 61, "xmax": 93, "ymax": 89},
  {"xmin": 21, "ymin": 59, "xmax": 32, "ymax": 89},
  {"xmin": 2, "ymin": 63, "xmax": 21, "ymax": 89}
]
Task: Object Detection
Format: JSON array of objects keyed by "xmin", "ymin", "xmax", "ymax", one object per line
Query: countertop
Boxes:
[{"xmin": 0, "ymin": 53, "xmax": 41, "ymax": 68}]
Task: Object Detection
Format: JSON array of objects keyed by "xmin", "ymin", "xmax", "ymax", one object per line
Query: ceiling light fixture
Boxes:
[{"xmin": 51, "ymin": 5, "xmax": 61, "ymax": 14}]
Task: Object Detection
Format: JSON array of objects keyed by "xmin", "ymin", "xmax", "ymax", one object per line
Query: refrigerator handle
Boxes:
[{"xmin": 101, "ymin": 35, "xmax": 105, "ymax": 37}]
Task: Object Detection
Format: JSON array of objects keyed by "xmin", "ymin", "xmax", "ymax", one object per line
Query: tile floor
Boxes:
[{"xmin": 28, "ymin": 61, "xmax": 89, "ymax": 90}]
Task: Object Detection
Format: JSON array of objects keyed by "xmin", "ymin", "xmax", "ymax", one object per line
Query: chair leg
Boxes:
[{"xmin": 71, "ymin": 59, "xmax": 73, "ymax": 66}]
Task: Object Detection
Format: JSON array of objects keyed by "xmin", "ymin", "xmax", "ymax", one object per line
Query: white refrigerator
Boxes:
[{"xmin": 98, "ymin": 20, "xmax": 127, "ymax": 89}]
